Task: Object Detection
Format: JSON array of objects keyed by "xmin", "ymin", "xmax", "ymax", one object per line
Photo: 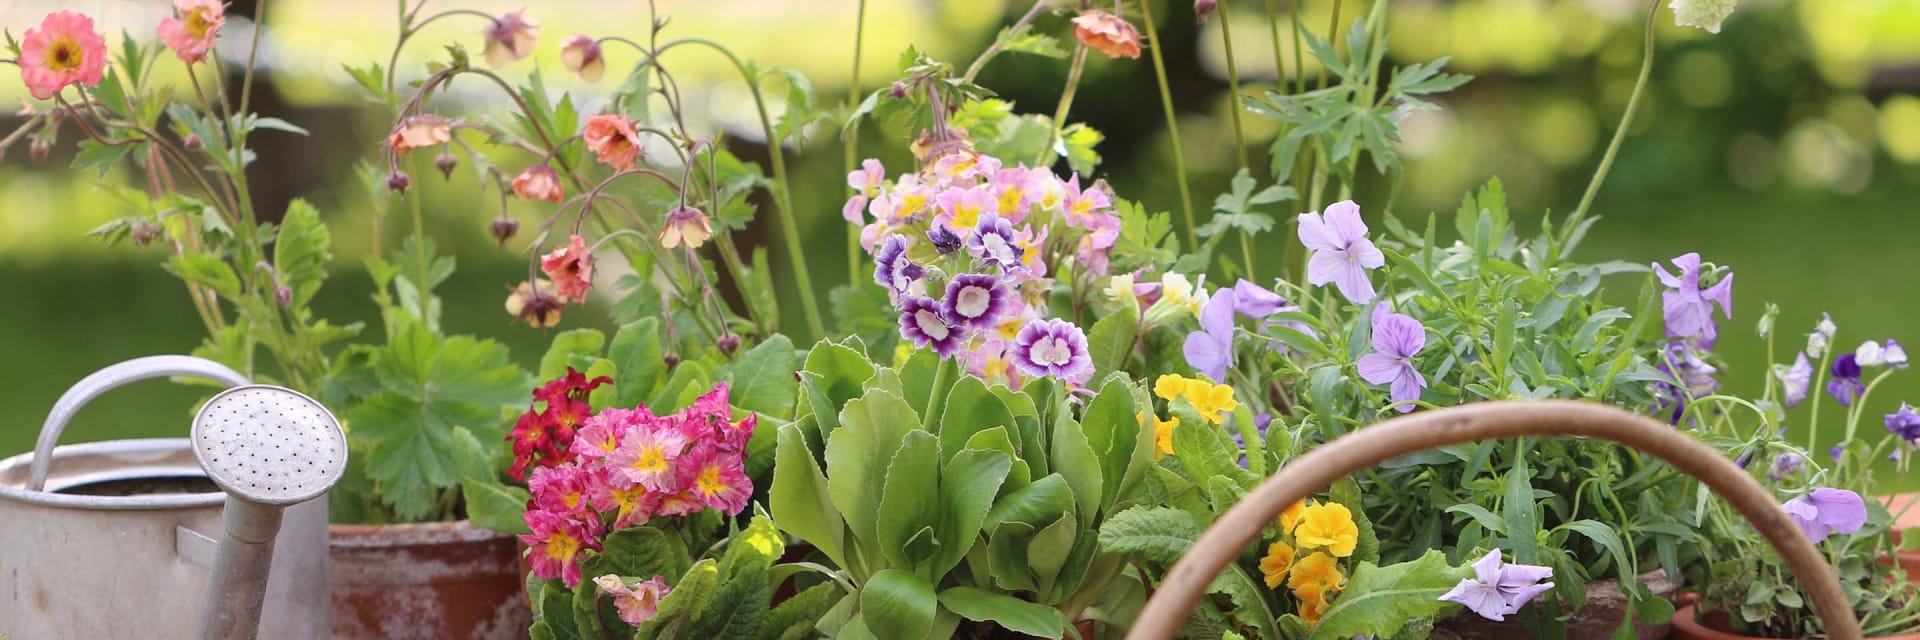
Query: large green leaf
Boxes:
[
  {"xmin": 1080, "ymin": 377, "xmax": 1142, "ymax": 512},
  {"xmin": 758, "ymin": 582, "xmax": 843, "ymax": 640},
  {"xmin": 1096, "ymin": 506, "xmax": 1203, "ymax": 566},
  {"xmin": 770, "ymin": 422, "xmax": 846, "ymax": 569},
  {"xmin": 718, "ymin": 334, "xmax": 798, "ymax": 419},
  {"xmin": 580, "ymin": 527, "xmax": 694, "ymax": 587},
  {"xmin": 984, "ymin": 474, "xmax": 1077, "ymax": 532},
  {"xmin": 938, "ymin": 376, "xmax": 1017, "ymax": 465},
  {"xmin": 876, "ymin": 431, "xmax": 943, "ymax": 570},
  {"xmin": 1027, "ymin": 514, "xmax": 1078, "ymax": 598},
  {"xmin": 1167, "ymin": 397, "xmax": 1260, "ymax": 491},
  {"xmin": 963, "ymin": 427, "xmax": 1031, "ymax": 495},
  {"xmin": 540, "ymin": 329, "xmax": 605, "ymax": 381},
  {"xmin": 798, "ymin": 339, "xmax": 875, "ymax": 438},
  {"xmin": 609, "ymin": 318, "xmax": 666, "ymax": 408},
  {"xmin": 448, "ymin": 427, "xmax": 531, "ymax": 535},
  {"xmin": 938, "ymin": 587, "xmax": 1066, "ymax": 638},
  {"xmin": 1050, "ymin": 411, "xmax": 1104, "ymax": 528},
  {"xmin": 273, "ymin": 199, "xmax": 331, "ymax": 307},
  {"xmin": 930, "ymin": 449, "xmax": 1013, "ymax": 578},
  {"xmin": 694, "ymin": 517, "xmax": 784, "ymax": 638},
  {"xmin": 633, "ymin": 559, "xmax": 720, "ymax": 638},
  {"xmin": 860, "ymin": 569, "xmax": 938, "ymax": 640},
  {"xmin": 826, "ymin": 389, "xmax": 920, "ymax": 550},
  {"xmin": 1503, "ymin": 452, "xmax": 1540, "ymax": 565},
  {"xmin": 1307, "ymin": 550, "xmax": 1472, "ymax": 640},
  {"xmin": 1084, "ymin": 305, "xmax": 1139, "ymax": 384}
]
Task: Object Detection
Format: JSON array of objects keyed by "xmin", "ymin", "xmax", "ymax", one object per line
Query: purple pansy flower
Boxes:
[
  {"xmin": 1827, "ymin": 353, "xmax": 1864, "ymax": 406},
  {"xmin": 1886, "ymin": 339, "xmax": 1909, "ymax": 370},
  {"xmin": 1439, "ymin": 549, "xmax": 1555, "ymax": 622},
  {"xmin": 1012, "ymin": 318, "xmax": 1092, "ymax": 381},
  {"xmin": 1653, "ymin": 252, "xmax": 1734, "ymax": 350},
  {"xmin": 1656, "ymin": 341, "xmax": 1719, "ymax": 425},
  {"xmin": 1184, "ymin": 288, "xmax": 1237, "ymax": 383},
  {"xmin": 1357, "ymin": 304, "xmax": 1427, "ymax": 413},
  {"xmin": 1782, "ymin": 487, "xmax": 1868, "ymax": 543},
  {"xmin": 1887, "ymin": 404, "xmax": 1920, "ymax": 442},
  {"xmin": 1232, "ymin": 279, "xmax": 1286, "ymax": 319},
  {"xmin": 897, "ymin": 295, "xmax": 964, "ymax": 357},
  {"xmin": 873, "ymin": 234, "xmax": 924, "ymax": 295},
  {"xmin": 941, "ymin": 273, "xmax": 1012, "ymax": 332},
  {"xmin": 1768, "ymin": 453, "xmax": 1804, "ymax": 481},
  {"xmin": 966, "ymin": 213, "xmax": 1023, "ymax": 273},
  {"xmin": 1781, "ymin": 351, "xmax": 1813, "ymax": 408},
  {"xmin": 926, "ymin": 226, "xmax": 962, "ymax": 255},
  {"xmin": 1298, "ymin": 200, "xmax": 1385, "ymax": 304}
]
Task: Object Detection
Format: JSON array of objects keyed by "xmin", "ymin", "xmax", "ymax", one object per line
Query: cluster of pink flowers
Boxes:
[
  {"xmin": 519, "ymin": 382, "xmax": 756, "ymax": 588},
  {"xmin": 846, "ymin": 146, "xmax": 1123, "ymax": 389}
]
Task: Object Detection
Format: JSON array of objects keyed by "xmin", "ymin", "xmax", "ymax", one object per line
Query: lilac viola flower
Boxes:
[
  {"xmin": 1298, "ymin": 200, "xmax": 1385, "ymax": 304},
  {"xmin": 897, "ymin": 295, "xmax": 964, "ymax": 357},
  {"xmin": 1781, "ymin": 352, "xmax": 1814, "ymax": 408},
  {"xmin": 1653, "ymin": 252, "xmax": 1734, "ymax": 350},
  {"xmin": 1887, "ymin": 404, "xmax": 1920, "ymax": 443},
  {"xmin": 1184, "ymin": 287, "xmax": 1237, "ymax": 383},
  {"xmin": 966, "ymin": 213, "xmax": 1023, "ymax": 273},
  {"xmin": 1827, "ymin": 353, "xmax": 1865, "ymax": 406},
  {"xmin": 941, "ymin": 273, "xmax": 1012, "ymax": 332},
  {"xmin": 1886, "ymin": 339, "xmax": 1909, "ymax": 370},
  {"xmin": 1768, "ymin": 453, "xmax": 1804, "ymax": 481},
  {"xmin": 873, "ymin": 234, "xmax": 924, "ymax": 295},
  {"xmin": 1356, "ymin": 304, "xmax": 1427, "ymax": 413},
  {"xmin": 1782, "ymin": 487, "xmax": 1868, "ymax": 543},
  {"xmin": 1232, "ymin": 279, "xmax": 1286, "ymax": 319},
  {"xmin": 1012, "ymin": 318, "xmax": 1092, "ymax": 382},
  {"xmin": 1439, "ymin": 549, "xmax": 1555, "ymax": 622},
  {"xmin": 1656, "ymin": 342, "xmax": 1719, "ymax": 425}
]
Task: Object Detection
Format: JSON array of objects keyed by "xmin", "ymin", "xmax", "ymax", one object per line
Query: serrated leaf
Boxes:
[
  {"xmin": 826, "ymin": 389, "xmax": 919, "ymax": 550},
  {"xmin": 771, "ymin": 422, "xmax": 846, "ymax": 570},
  {"xmin": 1307, "ymin": 550, "xmax": 1474, "ymax": 640},
  {"xmin": 273, "ymin": 199, "xmax": 331, "ymax": 308},
  {"xmin": 860, "ymin": 569, "xmax": 937, "ymax": 639},
  {"xmin": 718, "ymin": 334, "xmax": 798, "ymax": 419}
]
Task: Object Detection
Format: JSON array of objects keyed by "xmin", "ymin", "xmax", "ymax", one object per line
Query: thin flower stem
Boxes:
[
  {"xmin": 1285, "ymin": 0, "xmax": 1306, "ymax": 95},
  {"xmin": 1216, "ymin": 1, "xmax": 1252, "ymax": 170},
  {"xmin": 962, "ymin": 0, "xmax": 1051, "ymax": 83},
  {"xmin": 1809, "ymin": 346, "xmax": 1835, "ymax": 453},
  {"xmin": 237, "ymin": 0, "xmax": 267, "ymax": 127},
  {"xmin": 1136, "ymin": 0, "xmax": 1199, "ymax": 253},
  {"xmin": 1841, "ymin": 369, "xmax": 1896, "ymax": 453},
  {"xmin": 1039, "ymin": 44, "xmax": 1089, "ymax": 168},
  {"xmin": 845, "ymin": 0, "xmax": 869, "ymax": 288},
  {"xmin": 924, "ymin": 356, "xmax": 954, "ymax": 430},
  {"xmin": 1567, "ymin": 0, "xmax": 1661, "ymax": 250},
  {"xmin": 1319, "ymin": 0, "xmax": 1342, "ymax": 92},
  {"xmin": 1262, "ymin": 0, "xmax": 1289, "ymax": 91}
]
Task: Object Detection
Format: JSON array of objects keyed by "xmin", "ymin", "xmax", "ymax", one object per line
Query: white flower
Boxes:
[
  {"xmin": 1857, "ymin": 340, "xmax": 1887, "ymax": 368},
  {"xmin": 1807, "ymin": 313, "xmax": 1837, "ymax": 358},
  {"xmin": 1888, "ymin": 340, "xmax": 1909, "ymax": 370},
  {"xmin": 1670, "ymin": 0, "xmax": 1738, "ymax": 34},
  {"xmin": 1104, "ymin": 274, "xmax": 1138, "ymax": 314}
]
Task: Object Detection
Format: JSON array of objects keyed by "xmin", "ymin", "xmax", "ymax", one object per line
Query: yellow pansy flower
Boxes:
[
  {"xmin": 1277, "ymin": 499, "xmax": 1310, "ymax": 535},
  {"xmin": 1260, "ymin": 540, "xmax": 1296, "ymax": 588},
  {"xmin": 1294, "ymin": 503, "xmax": 1359, "ymax": 557}
]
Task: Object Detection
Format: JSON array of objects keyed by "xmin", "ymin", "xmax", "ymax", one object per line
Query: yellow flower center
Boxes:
[
  {"xmin": 695, "ymin": 465, "xmax": 728, "ymax": 496},
  {"xmin": 562, "ymin": 491, "xmax": 582, "ymax": 510},
  {"xmin": 545, "ymin": 532, "xmax": 581, "ymax": 561},
  {"xmin": 952, "ymin": 202, "xmax": 983, "ymax": 231},
  {"xmin": 186, "ymin": 8, "xmax": 218, "ymax": 38},
  {"xmin": 633, "ymin": 446, "xmax": 669, "ymax": 474},
  {"xmin": 49, "ymin": 38, "xmax": 83, "ymax": 71},
  {"xmin": 898, "ymin": 193, "xmax": 927, "ymax": 220},
  {"xmin": 997, "ymin": 187, "xmax": 1025, "ymax": 215}
]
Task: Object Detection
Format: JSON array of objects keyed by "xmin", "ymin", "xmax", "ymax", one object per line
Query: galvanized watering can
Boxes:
[{"xmin": 0, "ymin": 355, "xmax": 345, "ymax": 639}]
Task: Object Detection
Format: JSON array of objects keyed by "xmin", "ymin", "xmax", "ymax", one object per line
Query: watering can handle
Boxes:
[{"xmin": 27, "ymin": 355, "xmax": 250, "ymax": 492}]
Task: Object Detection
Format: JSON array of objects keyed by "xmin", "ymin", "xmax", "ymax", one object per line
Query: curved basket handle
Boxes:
[
  {"xmin": 1126, "ymin": 399, "xmax": 1860, "ymax": 640},
  {"xmin": 27, "ymin": 355, "xmax": 250, "ymax": 492}
]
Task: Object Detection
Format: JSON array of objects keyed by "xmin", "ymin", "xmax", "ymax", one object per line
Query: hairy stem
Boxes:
[{"xmin": 1566, "ymin": 0, "xmax": 1661, "ymax": 252}]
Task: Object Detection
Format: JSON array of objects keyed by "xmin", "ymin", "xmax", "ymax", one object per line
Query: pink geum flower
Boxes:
[
  {"xmin": 512, "ymin": 164, "xmax": 564, "ymax": 203},
  {"xmin": 1071, "ymin": 10, "xmax": 1144, "ymax": 59},
  {"xmin": 482, "ymin": 11, "xmax": 540, "ymax": 68},
  {"xmin": 540, "ymin": 235, "xmax": 596, "ymax": 301},
  {"xmin": 505, "ymin": 279, "xmax": 566, "ymax": 328},
  {"xmin": 19, "ymin": 12, "xmax": 109, "ymax": 101},
  {"xmin": 583, "ymin": 114, "xmax": 642, "ymax": 170},
  {"xmin": 843, "ymin": 159, "xmax": 885, "ymax": 222},
  {"xmin": 520, "ymin": 509, "xmax": 604, "ymax": 588},
  {"xmin": 387, "ymin": 114, "xmax": 453, "ymax": 154},
  {"xmin": 1298, "ymin": 200, "xmax": 1384, "ymax": 304},
  {"xmin": 608, "ymin": 423, "xmax": 690, "ymax": 492},
  {"xmin": 594, "ymin": 575, "xmax": 671, "ymax": 626},
  {"xmin": 679, "ymin": 442, "xmax": 752, "ymax": 515},
  {"xmin": 658, "ymin": 205, "xmax": 714, "ymax": 250},
  {"xmin": 560, "ymin": 35, "xmax": 605, "ymax": 82},
  {"xmin": 157, "ymin": 0, "xmax": 226, "ymax": 63}
]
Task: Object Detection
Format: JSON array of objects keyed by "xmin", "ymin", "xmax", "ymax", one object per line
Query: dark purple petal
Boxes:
[
  {"xmin": 1013, "ymin": 318, "xmax": 1091, "ymax": 381},
  {"xmin": 1888, "ymin": 405, "xmax": 1920, "ymax": 442},
  {"xmin": 898, "ymin": 295, "xmax": 964, "ymax": 357}
]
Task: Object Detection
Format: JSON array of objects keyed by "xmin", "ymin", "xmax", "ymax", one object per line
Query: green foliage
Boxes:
[{"xmin": 1307, "ymin": 551, "xmax": 1471, "ymax": 640}]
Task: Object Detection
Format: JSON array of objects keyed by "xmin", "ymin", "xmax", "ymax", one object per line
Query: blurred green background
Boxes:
[{"xmin": 2, "ymin": 0, "xmax": 1917, "ymax": 487}]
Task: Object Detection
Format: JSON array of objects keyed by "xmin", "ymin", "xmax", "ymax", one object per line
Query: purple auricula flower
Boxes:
[
  {"xmin": 1768, "ymin": 453, "xmax": 1804, "ymax": 481},
  {"xmin": 1828, "ymin": 353, "xmax": 1865, "ymax": 406},
  {"xmin": 1782, "ymin": 487, "xmax": 1868, "ymax": 543},
  {"xmin": 1184, "ymin": 287, "xmax": 1237, "ymax": 383},
  {"xmin": 873, "ymin": 234, "xmax": 924, "ymax": 296},
  {"xmin": 966, "ymin": 213, "xmax": 1023, "ymax": 273},
  {"xmin": 1782, "ymin": 352, "xmax": 1814, "ymax": 408},
  {"xmin": 1012, "ymin": 318, "xmax": 1092, "ymax": 381},
  {"xmin": 1232, "ymin": 279, "xmax": 1286, "ymax": 319},
  {"xmin": 941, "ymin": 273, "xmax": 1012, "ymax": 332},
  {"xmin": 1887, "ymin": 404, "xmax": 1920, "ymax": 443},
  {"xmin": 1438, "ymin": 549, "xmax": 1555, "ymax": 622},
  {"xmin": 1297, "ymin": 200, "xmax": 1385, "ymax": 304},
  {"xmin": 926, "ymin": 226, "xmax": 962, "ymax": 255},
  {"xmin": 897, "ymin": 295, "xmax": 964, "ymax": 357},
  {"xmin": 1357, "ymin": 304, "xmax": 1427, "ymax": 413},
  {"xmin": 1653, "ymin": 252, "xmax": 1734, "ymax": 350}
]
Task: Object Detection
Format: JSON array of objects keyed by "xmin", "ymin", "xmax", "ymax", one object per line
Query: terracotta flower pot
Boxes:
[
  {"xmin": 1881, "ymin": 493, "xmax": 1920, "ymax": 581},
  {"xmin": 1430, "ymin": 569, "xmax": 1681, "ymax": 640},
  {"xmin": 1670, "ymin": 603, "xmax": 1920, "ymax": 640},
  {"xmin": 330, "ymin": 520, "xmax": 532, "ymax": 640}
]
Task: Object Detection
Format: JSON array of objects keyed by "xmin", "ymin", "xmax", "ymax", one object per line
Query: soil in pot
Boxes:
[
  {"xmin": 331, "ymin": 520, "xmax": 532, "ymax": 640},
  {"xmin": 1430, "ymin": 569, "xmax": 1681, "ymax": 640},
  {"xmin": 1670, "ymin": 603, "xmax": 1920, "ymax": 640}
]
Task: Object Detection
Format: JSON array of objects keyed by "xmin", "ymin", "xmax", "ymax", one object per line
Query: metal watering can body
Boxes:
[{"xmin": 0, "ymin": 356, "xmax": 332, "ymax": 639}]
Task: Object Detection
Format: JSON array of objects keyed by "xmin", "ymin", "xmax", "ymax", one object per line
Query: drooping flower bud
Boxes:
[
  {"xmin": 482, "ymin": 11, "xmax": 540, "ymax": 68},
  {"xmin": 560, "ymin": 35, "xmax": 605, "ymax": 83},
  {"xmin": 663, "ymin": 353, "xmax": 682, "ymax": 368},
  {"xmin": 387, "ymin": 170, "xmax": 413, "ymax": 193},
  {"xmin": 490, "ymin": 216, "xmax": 520, "ymax": 246},
  {"xmin": 1071, "ymin": 10, "xmax": 1144, "ymax": 59},
  {"xmin": 275, "ymin": 284, "xmax": 294, "ymax": 308},
  {"xmin": 434, "ymin": 150, "xmax": 459, "ymax": 180},
  {"xmin": 659, "ymin": 205, "xmax": 714, "ymax": 250},
  {"xmin": 30, "ymin": 138, "xmax": 52, "ymax": 162},
  {"xmin": 183, "ymin": 133, "xmax": 205, "ymax": 152},
  {"xmin": 887, "ymin": 82, "xmax": 909, "ymax": 100},
  {"xmin": 1194, "ymin": 0, "xmax": 1218, "ymax": 23},
  {"xmin": 130, "ymin": 219, "xmax": 161, "ymax": 246},
  {"xmin": 717, "ymin": 333, "xmax": 741, "ymax": 355}
]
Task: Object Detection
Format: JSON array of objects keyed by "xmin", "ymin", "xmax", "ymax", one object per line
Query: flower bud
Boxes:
[
  {"xmin": 434, "ymin": 150, "xmax": 458, "ymax": 180},
  {"xmin": 30, "ymin": 138, "xmax": 52, "ymax": 162},
  {"xmin": 490, "ymin": 216, "xmax": 520, "ymax": 246},
  {"xmin": 1194, "ymin": 0, "xmax": 1218, "ymax": 23},
  {"xmin": 275, "ymin": 284, "xmax": 294, "ymax": 308},
  {"xmin": 926, "ymin": 226, "xmax": 961, "ymax": 255},
  {"xmin": 183, "ymin": 133, "xmax": 204, "ymax": 152},
  {"xmin": 130, "ymin": 219, "xmax": 161, "ymax": 246},
  {"xmin": 387, "ymin": 170, "xmax": 412, "ymax": 193},
  {"xmin": 717, "ymin": 333, "xmax": 741, "ymax": 355},
  {"xmin": 663, "ymin": 353, "xmax": 681, "ymax": 369},
  {"xmin": 887, "ymin": 82, "xmax": 909, "ymax": 100}
]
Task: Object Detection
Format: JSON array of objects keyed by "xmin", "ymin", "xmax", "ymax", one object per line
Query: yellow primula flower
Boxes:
[
  {"xmin": 1259, "ymin": 540, "xmax": 1295, "ymax": 588},
  {"xmin": 1142, "ymin": 412, "xmax": 1180, "ymax": 459},
  {"xmin": 1277, "ymin": 499, "xmax": 1310, "ymax": 535},
  {"xmin": 1294, "ymin": 503, "xmax": 1359, "ymax": 558},
  {"xmin": 1287, "ymin": 551, "xmax": 1344, "ymax": 605},
  {"xmin": 1296, "ymin": 588, "xmax": 1333, "ymax": 627},
  {"xmin": 1186, "ymin": 379, "xmax": 1238, "ymax": 424},
  {"xmin": 1154, "ymin": 374, "xmax": 1189, "ymax": 402}
]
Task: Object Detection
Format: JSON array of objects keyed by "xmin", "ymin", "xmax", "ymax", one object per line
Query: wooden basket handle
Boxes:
[{"xmin": 1125, "ymin": 399, "xmax": 1859, "ymax": 640}]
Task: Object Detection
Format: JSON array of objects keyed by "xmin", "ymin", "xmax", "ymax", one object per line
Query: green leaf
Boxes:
[
  {"xmin": 1503, "ymin": 452, "xmax": 1540, "ymax": 565},
  {"xmin": 877, "ymin": 431, "xmax": 943, "ymax": 570},
  {"xmin": 1168, "ymin": 398, "xmax": 1259, "ymax": 490},
  {"xmin": 1061, "ymin": 122, "xmax": 1104, "ymax": 175},
  {"xmin": 932, "ymin": 449, "xmax": 1012, "ymax": 578},
  {"xmin": 633, "ymin": 559, "xmax": 719, "ymax": 638},
  {"xmin": 826, "ymin": 389, "xmax": 920, "ymax": 549},
  {"xmin": 743, "ymin": 247, "xmax": 782, "ymax": 334},
  {"xmin": 1079, "ymin": 377, "xmax": 1142, "ymax": 512},
  {"xmin": 963, "ymin": 427, "xmax": 1031, "ymax": 495},
  {"xmin": 938, "ymin": 376, "xmax": 1017, "ymax": 465},
  {"xmin": 1027, "ymin": 514, "xmax": 1079, "ymax": 598},
  {"xmin": 1050, "ymin": 410, "xmax": 1104, "ymax": 528},
  {"xmin": 273, "ymin": 199, "xmax": 331, "ymax": 308},
  {"xmin": 939, "ymin": 587, "xmax": 1066, "ymax": 638},
  {"xmin": 1308, "ymin": 552, "xmax": 1473, "ymax": 640},
  {"xmin": 71, "ymin": 138, "xmax": 135, "ymax": 177},
  {"xmin": 985, "ymin": 474, "xmax": 1076, "ymax": 532},
  {"xmin": 1095, "ymin": 506, "xmax": 1203, "ymax": 566},
  {"xmin": 860, "ymin": 569, "xmax": 938, "ymax": 639},
  {"xmin": 1445, "ymin": 503, "xmax": 1508, "ymax": 536},
  {"xmin": 759, "ymin": 582, "xmax": 844, "ymax": 640},
  {"xmin": 609, "ymin": 318, "xmax": 666, "ymax": 409},
  {"xmin": 771, "ymin": 422, "xmax": 846, "ymax": 570},
  {"xmin": 448, "ymin": 427, "xmax": 531, "ymax": 535},
  {"xmin": 992, "ymin": 24, "xmax": 1068, "ymax": 59},
  {"xmin": 799, "ymin": 339, "xmax": 876, "ymax": 438},
  {"xmin": 539, "ymin": 329, "xmax": 605, "ymax": 381},
  {"xmin": 1085, "ymin": 306, "xmax": 1139, "ymax": 385},
  {"xmin": 693, "ymin": 518, "xmax": 782, "ymax": 638},
  {"xmin": 718, "ymin": 334, "xmax": 798, "ymax": 419},
  {"xmin": 164, "ymin": 252, "xmax": 241, "ymax": 300},
  {"xmin": 584, "ymin": 527, "xmax": 695, "ymax": 585}
]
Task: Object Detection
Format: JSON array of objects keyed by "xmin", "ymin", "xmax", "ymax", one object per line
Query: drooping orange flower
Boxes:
[
  {"xmin": 540, "ymin": 235, "xmax": 596, "ymax": 301},
  {"xmin": 1071, "ymin": 10, "xmax": 1143, "ymax": 60},
  {"xmin": 512, "ymin": 164, "xmax": 565, "ymax": 203},
  {"xmin": 387, "ymin": 114, "xmax": 452, "ymax": 153},
  {"xmin": 658, "ymin": 205, "xmax": 714, "ymax": 250},
  {"xmin": 583, "ymin": 114, "xmax": 641, "ymax": 170}
]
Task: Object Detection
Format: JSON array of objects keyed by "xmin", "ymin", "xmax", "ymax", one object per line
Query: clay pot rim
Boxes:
[
  {"xmin": 329, "ymin": 518, "xmax": 514, "ymax": 547},
  {"xmin": 1671, "ymin": 603, "xmax": 1920, "ymax": 640}
]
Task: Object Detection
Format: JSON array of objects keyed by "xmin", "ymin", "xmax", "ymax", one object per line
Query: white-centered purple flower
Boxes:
[
  {"xmin": 1887, "ymin": 404, "xmax": 1920, "ymax": 442},
  {"xmin": 1782, "ymin": 487, "xmax": 1868, "ymax": 543},
  {"xmin": 967, "ymin": 213, "xmax": 1023, "ymax": 273},
  {"xmin": 1781, "ymin": 351, "xmax": 1814, "ymax": 408},
  {"xmin": 873, "ymin": 234, "xmax": 924, "ymax": 296},
  {"xmin": 1828, "ymin": 353, "xmax": 1865, "ymax": 407},
  {"xmin": 1356, "ymin": 304, "xmax": 1427, "ymax": 413},
  {"xmin": 898, "ymin": 295, "xmax": 964, "ymax": 357},
  {"xmin": 1232, "ymin": 279, "xmax": 1286, "ymax": 319},
  {"xmin": 1183, "ymin": 287, "xmax": 1237, "ymax": 383},
  {"xmin": 1012, "ymin": 318, "xmax": 1092, "ymax": 381},
  {"xmin": 1298, "ymin": 200, "xmax": 1385, "ymax": 304},
  {"xmin": 1439, "ymin": 549, "xmax": 1555, "ymax": 622},
  {"xmin": 941, "ymin": 273, "xmax": 1012, "ymax": 332},
  {"xmin": 1653, "ymin": 252, "xmax": 1734, "ymax": 350}
]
